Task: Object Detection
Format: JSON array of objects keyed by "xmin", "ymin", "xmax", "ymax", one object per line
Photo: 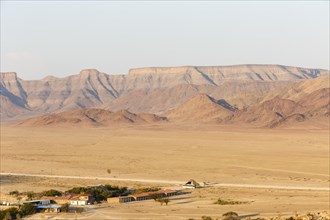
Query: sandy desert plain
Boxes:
[{"xmin": 0, "ymin": 123, "xmax": 329, "ymax": 219}]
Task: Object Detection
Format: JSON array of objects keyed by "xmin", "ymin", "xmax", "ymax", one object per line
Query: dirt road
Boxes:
[{"xmin": 1, "ymin": 172, "xmax": 329, "ymax": 191}]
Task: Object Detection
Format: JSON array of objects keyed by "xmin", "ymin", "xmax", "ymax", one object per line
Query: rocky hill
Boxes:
[
  {"xmin": 17, "ymin": 108, "xmax": 167, "ymax": 127},
  {"xmin": 165, "ymin": 93, "xmax": 236, "ymax": 122},
  {"xmin": 1, "ymin": 65, "xmax": 328, "ymax": 125}
]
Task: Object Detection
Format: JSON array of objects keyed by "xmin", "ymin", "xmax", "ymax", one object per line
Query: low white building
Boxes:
[{"xmin": 69, "ymin": 194, "xmax": 94, "ymax": 206}]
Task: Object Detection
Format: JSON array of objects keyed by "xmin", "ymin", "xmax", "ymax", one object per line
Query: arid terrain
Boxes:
[
  {"xmin": 0, "ymin": 65, "xmax": 329, "ymax": 219},
  {"xmin": 1, "ymin": 124, "xmax": 329, "ymax": 219}
]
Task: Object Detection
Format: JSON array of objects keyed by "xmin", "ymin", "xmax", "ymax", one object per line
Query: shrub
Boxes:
[
  {"xmin": 156, "ymin": 198, "xmax": 165, "ymax": 206},
  {"xmin": 26, "ymin": 192, "xmax": 35, "ymax": 200},
  {"xmin": 201, "ymin": 216, "xmax": 213, "ymax": 220},
  {"xmin": 0, "ymin": 205, "xmax": 37, "ymax": 220},
  {"xmin": 60, "ymin": 203, "xmax": 70, "ymax": 213},
  {"xmin": 222, "ymin": 211, "xmax": 239, "ymax": 220},
  {"xmin": 41, "ymin": 189, "xmax": 62, "ymax": 197},
  {"xmin": 223, "ymin": 211, "xmax": 238, "ymax": 217},
  {"xmin": 163, "ymin": 198, "xmax": 170, "ymax": 205},
  {"xmin": 3, "ymin": 212, "xmax": 12, "ymax": 220},
  {"xmin": 19, "ymin": 203, "xmax": 37, "ymax": 216},
  {"xmin": 9, "ymin": 191, "xmax": 19, "ymax": 197},
  {"xmin": 214, "ymin": 198, "xmax": 245, "ymax": 205},
  {"xmin": 15, "ymin": 213, "xmax": 21, "ymax": 220},
  {"xmin": 135, "ymin": 187, "xmax": 160, "ymax": 194},
  {"xmin": 150, "ymin": 193, "xmax": 162, "ymax": 201},
  {"xmin": 65, "ymin": 185, "xmax": 129, "ymax": 202},
  {"xmin": 0, "ymin": 207, "xmax": 19, "ymax": 220}
]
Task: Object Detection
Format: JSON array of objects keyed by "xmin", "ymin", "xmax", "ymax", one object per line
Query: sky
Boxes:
[{"xmin": 1, "ymin": 1, "xmax": 329, "ymax": 80}]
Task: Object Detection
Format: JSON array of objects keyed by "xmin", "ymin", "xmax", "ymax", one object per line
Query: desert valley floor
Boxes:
[{"xmin": 0, "ymin": 124, "xmax": 329, "ymax": 219}]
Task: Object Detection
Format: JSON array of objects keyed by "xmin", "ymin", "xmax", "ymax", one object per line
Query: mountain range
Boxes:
[{"xmin": 1, "ymin": 64, "xmax": 329, "ymax": 128}]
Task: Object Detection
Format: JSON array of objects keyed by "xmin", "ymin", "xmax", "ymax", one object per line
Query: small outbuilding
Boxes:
[
  {"xmin": 23, "ymin": 199, "xmax": 51, "ymax": 206},
  {"xmin": 107, "ymin": 189, "xmax": 179, "ymax": 204},
  {"xmin": 107, "ymin": 196, "xmax": 134, "ymax": 204},
  {"xmin": 182, "ymin": 179, "xmax": 201, "ymax": 189},
  {"xmin": 69, "ymin": 194, "xmax": 94, "ymax": 206}
]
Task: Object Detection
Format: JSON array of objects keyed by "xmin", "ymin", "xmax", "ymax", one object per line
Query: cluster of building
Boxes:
[
  {"xmin": 41, "ymin": 193, "xmax": 95, "ymax": 206},
  {"xmin": 107, "ymin": 189, "xmax": 179, "ymax": 203},
  {"xmin": 21, "ymin": 193, "xmax": 95, "ymax": 213},
  {"xmin": 4, "ymin": 179, "xmax": 201, "ymax": 213}
]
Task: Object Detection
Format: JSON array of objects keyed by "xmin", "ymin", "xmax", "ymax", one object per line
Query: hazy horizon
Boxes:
[{"xmin": 1, "ymin": 1, "xmax": 329, "ymax": 79}]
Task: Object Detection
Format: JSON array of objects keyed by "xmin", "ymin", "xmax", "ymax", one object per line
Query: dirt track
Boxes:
[{"xmin": 1, "ymin": 172, "xmax": 329, "ymax": 191}]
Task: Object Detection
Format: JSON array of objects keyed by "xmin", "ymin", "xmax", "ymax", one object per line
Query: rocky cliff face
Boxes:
[{"xmin": 1, "ymin": 65, "xmax": 328, "ymax": 120}]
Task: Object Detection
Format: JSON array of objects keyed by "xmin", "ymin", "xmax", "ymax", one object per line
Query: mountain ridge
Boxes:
[{"xmin": 1, "ymin": 64, "xmax": 329, "ymax": 120}]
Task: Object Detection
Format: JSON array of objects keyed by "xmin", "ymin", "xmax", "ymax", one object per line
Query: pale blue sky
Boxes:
[{"xmin": 1, "ymin": 1, "xmax": 329, "ymax": 79}]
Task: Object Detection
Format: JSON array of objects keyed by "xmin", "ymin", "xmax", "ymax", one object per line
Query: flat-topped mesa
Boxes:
[
  {"xmin": 128, "ymin": 66, "xmax": 197, "ymax": 76},
  {"xmin": 0, "ymin": 72, "xmax": 18, "ymax": 81},
  {"xmin": 127, "ymin": 64, "xmax": 328, "ymax": 81}
]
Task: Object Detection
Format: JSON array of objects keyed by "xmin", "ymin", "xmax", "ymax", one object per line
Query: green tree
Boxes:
[
  {"xmin": 150, "ymin": 193, "xmax": 161, "ymax": 201},
  {"xmin": 163, "ymin": 198, "xmax": 170, "ymax": 205},
  {"xmin": 135, "ymin": 187, "xmax": 160, "ymax": 194},
  {"xmin": 156, "ymin": 198, "xmax": 164, "ymax": 206},
  {"xmin": 19, "ymin": 203, "xmax": 36, "ymax": 216},
  {"xmin": 0, "ymin": 207, "xmax": 19, "ymax": 220},
  {"xmin": 41, "ymin": 189, "xmax": 62, "ymax": 197}
]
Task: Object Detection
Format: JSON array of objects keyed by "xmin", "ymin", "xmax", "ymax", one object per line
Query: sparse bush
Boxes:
[
  {"xmin": 155, "ymin": 198, "xmax": 170, "ymax": 206},
  {"xmin": 135, "ymin": 187, "xmax": 160, "ymax": 194},
  {"xmin": 201, "ymin": 216, "xmax": 213, "ymax": 220},
  {"xmin": 214, "ymin": 198, "xmax": 245, "ymax": 205},
  {"xmin": 3, "ymin": 212, "xmax": 12, "ymax": 220},
  {"xmin": 156, "ymin": 198, "xmax": 165, "ymax": 206},
  {"xmin": 65, "ymin": 185, "xmax": 128, "ymax": 202},
  {"xmin": 15, "ymin": 213, "xmax": 21, "ymax": 220},
  {"xmin": 150, "ymin": 193, "xmax": 162, "ymax": 201},
  {"xmin": 0, "ymin": 205, "xmax": 37, "ymax": 220},
  {"xmin": 9, "ymin": 191, "xmax": 19, "ymax": 197},
  {"xmin": 60, "ymin": 203, "xmax": 70, "ymax": 213},
  {"xmin": 222, "ymin": 211, "xmax": 239, "ymax": 220},
  {"xmin": 107, "ymin": 169, "xmax": 111, "ymax": 174},
  {"xmin": 26, "ymin": 191, "xmax": 35, "ymax": 200},
  {"xmin": 163, "ymin": 198, "xmax": 170, "ymax": 205},
  {"xmin": 19, "ymin": 203, "xmax": 37, "ymax": 216},
  {"xmin": 0, "ymin": 207, "xmax": 19, "ymax": 220},
  {"xmin": 223, "ymin": 211, "xmax": 238, "ymax": 217},
  {"xmin": 41, "ymin": 189, "xmax": 62, "ymax": 197}
]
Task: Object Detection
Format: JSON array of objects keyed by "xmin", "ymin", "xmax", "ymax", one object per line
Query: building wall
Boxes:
[
  {"xmin": 40, "ymin": 200, "xmax": 51, "ymax": 205},
  {"xmin": 70, "ymin": 200, "xmax": 87, "ymax": 206},
  {"xmin": 107, "ymin": 197, "xmax": 120, "ymax": 204},
  {"xmin": 53, "ymin": 199, "xmax": 70, "ymax": 205},
  {"xmin": 78, "ymin": 200, "xmax": 87, "ymax": 206}
]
